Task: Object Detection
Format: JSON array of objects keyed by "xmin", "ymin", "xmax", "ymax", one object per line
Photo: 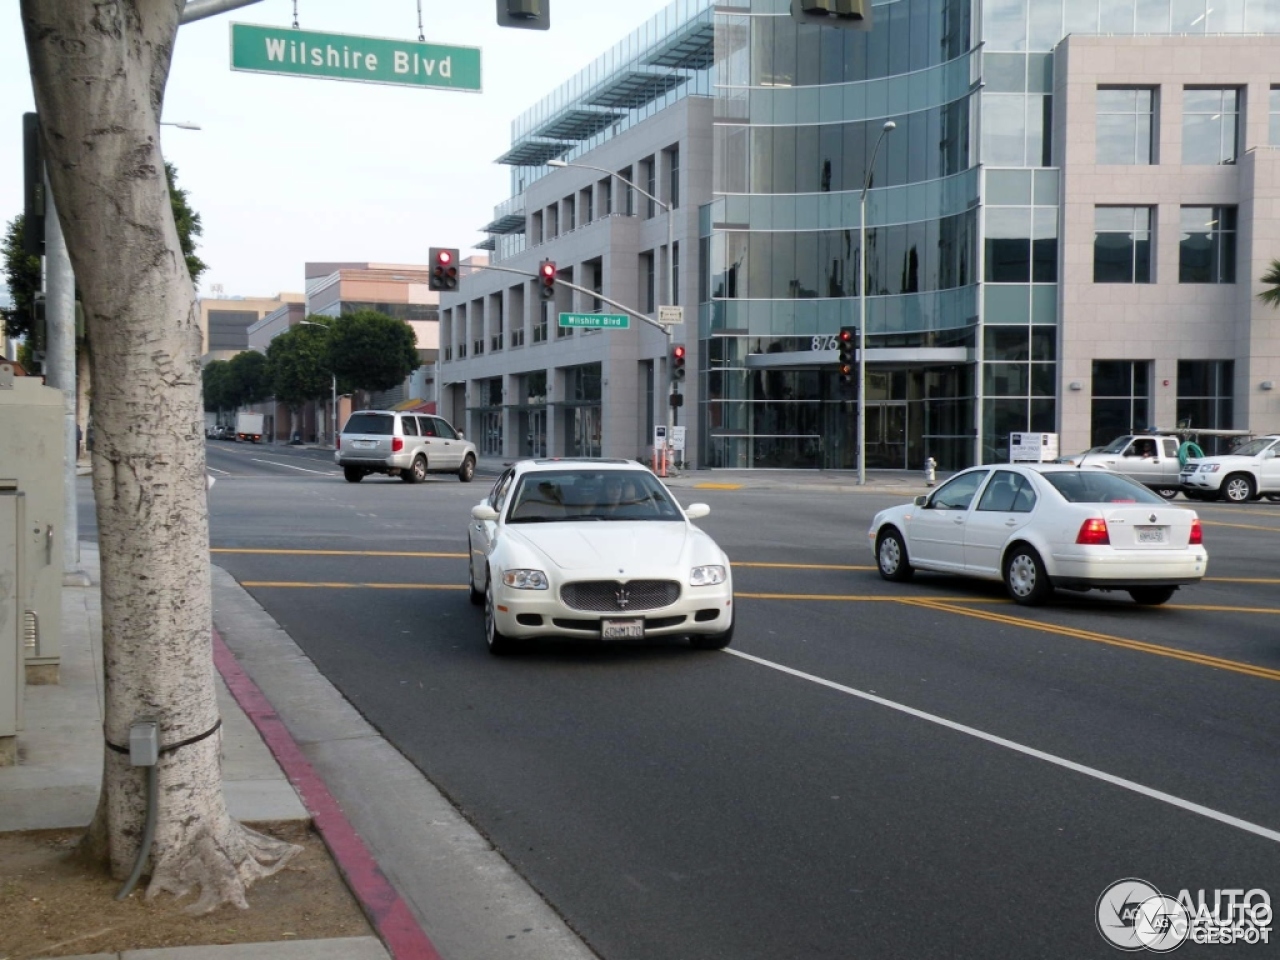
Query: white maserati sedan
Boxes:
[
  {"xmin": 868, "ymin": 463, "xmax": 1207, "ymax": 606},
  {"xmin": 467, "ymin": 459, "xmax": 734, "ymax": 655}
]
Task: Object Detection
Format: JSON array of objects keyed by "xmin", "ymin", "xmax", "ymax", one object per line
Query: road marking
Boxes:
[
  {"xmin": 250, "ymin": 458, "xmax": 336, "ymax": 475},
  {"xmin": 1204, "ymin": 577, "xmax": 1280, "ymax": 585},
  {"xmin": 212, "ymin": 548, "xmax": 466, "ymax": 558},
  {"xmin": 725, "ymin": 648, "xmax": 1280, "ymax": 845},
  {"xmin": 694, "ymin": 483, "xmax": 743, "ymax": 490},
  {"xmin": 1201, "ymin": 519, "xmax": 1280, "ymax": 533},
  {"xmin": 904, "ymin": 598, "xmax": 1280, "ymax": 682},
  {"xmin": 242, "ymin": 581, "xmax": 465, "ymax": 590},
  {"xmin": 733, "ymin": 562, "xmax": 876, "ymax": 572}
]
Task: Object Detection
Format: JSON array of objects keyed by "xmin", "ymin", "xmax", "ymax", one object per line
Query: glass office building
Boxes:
[{"xmin": 700, "ymin": 0, "xmax": 1280, "ymax": 471}]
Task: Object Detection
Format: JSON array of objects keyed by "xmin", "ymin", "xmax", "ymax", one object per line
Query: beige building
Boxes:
[
  {"xmin": 1054, "ymin": 35, "xmax": 1280, "ymax": 448},
  {"xmin": 199, "ymin": 292, "xmax": 304, "ymax": 363}
]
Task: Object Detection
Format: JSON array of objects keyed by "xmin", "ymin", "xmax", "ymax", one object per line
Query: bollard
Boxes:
[{"xmin": 924, "ymin": 456, "xmax": 937, "ymax": 487}]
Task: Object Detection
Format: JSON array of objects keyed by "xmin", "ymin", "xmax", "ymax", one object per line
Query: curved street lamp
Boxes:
[{"xmin": 857, "ymin": 120, "xmax": 895, "ymax": 485}]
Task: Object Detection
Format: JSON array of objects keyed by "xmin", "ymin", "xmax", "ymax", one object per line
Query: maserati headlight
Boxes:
[
  {"xmin": 502, "ymin": 569, "xmax": 549, "ymax": 590},
  {"xmin": 689, "ymin": 564, "xmax": 727, "ymax": 586}
]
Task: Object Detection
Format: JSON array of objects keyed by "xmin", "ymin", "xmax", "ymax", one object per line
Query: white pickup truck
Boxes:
[
  {"xmin": 1058, "ymin": 434, "xmax": 1184, "ymax": 499},
  {"xmin": 1179, "ymin": 434, "xmax": 1280, "ymax": 502}
]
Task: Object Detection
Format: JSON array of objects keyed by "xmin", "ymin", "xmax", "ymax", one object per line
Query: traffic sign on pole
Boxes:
[
  {"xmin": 558, "ymin": 313, "xmax": 630, "ymax": 329},
  {"xmin": 230, "ymin": 24, "xmax": 482, "ymax": 92},
  {"xmin": 658, "ymin": 305, "xmax": 684, "ymax": 326}
]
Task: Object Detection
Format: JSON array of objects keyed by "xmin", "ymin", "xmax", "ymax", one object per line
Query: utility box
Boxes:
[
  {"xmin": 0, "ymin": 489, "xmax": 25, "ymax": 764},
  {"xmin": 0, "ymin": 363, "xmax": 64, "ymax": 684}
]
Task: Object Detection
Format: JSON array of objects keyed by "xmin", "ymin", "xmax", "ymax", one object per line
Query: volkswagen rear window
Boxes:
[{"xmin": 1042, "ymin": 471, "xmax": 1163, "ymax": 504}]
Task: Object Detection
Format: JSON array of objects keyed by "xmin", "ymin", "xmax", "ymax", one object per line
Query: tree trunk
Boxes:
[{"xmin": 21, "ymin": 0, "xmax": 298, "ymax": 913}]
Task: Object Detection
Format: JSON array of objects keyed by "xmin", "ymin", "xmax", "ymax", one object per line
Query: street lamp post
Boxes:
[
  {"xmin": 857, "ymin": 120, "xmax": 896, "ymax": 486},
  {"xmin": 299, "ymin": 319, "xmax": 337, "ymax": 446},
  {"xmin": 548, "ymin": 158, "xmax": 677, "ymax": 471}
]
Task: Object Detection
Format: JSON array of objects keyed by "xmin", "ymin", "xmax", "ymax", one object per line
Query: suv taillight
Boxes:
[
  {"xmin": 392, "ymin": 437, "xmax": 404, "ymax": 453},
  {"xmin": 336, "ymin": 436, "xmax": 341, "ymax": 450},
  {"xmin": 1076, "ymin": 518, "xmax": 1110, "ymax": 545},
  {"xmin": 1189, "ymin": 518, "xmax": 1203, "ymax": 546}
]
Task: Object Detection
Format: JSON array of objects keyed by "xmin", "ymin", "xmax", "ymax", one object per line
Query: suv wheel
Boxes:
[
  {"xmin": 1221, "ymin": 474, "xmax": 1255, "ymax": 503},
  {"xmin": 458, "ymin": 455, "xmax": 476, "ymax": 483},
  {"xmin": 402, "ymin": 455, "xmax": 427, "ymax": 484},
  {"xmin": 343, "ymin": 467, "xmax": 364, "ymax": 484}
]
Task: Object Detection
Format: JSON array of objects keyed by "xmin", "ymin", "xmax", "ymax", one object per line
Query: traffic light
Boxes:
[
  {"xmin": 496, "ymin": 0, "xmax": 550, "ymax": 30},
  {"xmin": 837, "ymin": 326, "xmax": 856, "ymax": 391},
  {"xmin": 429, "ymin": 247, "xmax": 459, "ymax": 292},
  {"xmin": 790, "ymin": 0, "xmax": 871, "ymax": 30},
  {"xmin": 538, "ymin": 260, "xmax": 557, "ymax": 300},
  {"xmin": 670, "ymin": 343, "xmax": 687, "ymax": 382}
]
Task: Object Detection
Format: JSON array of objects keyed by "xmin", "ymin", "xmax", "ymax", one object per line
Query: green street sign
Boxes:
[
  {"xmin": 559, "ymin": 313, "xmax": 630, "ymax": 329},
  {"xmin": 230, "ymin": 23, "xmax": 482, "ymax": 92}
]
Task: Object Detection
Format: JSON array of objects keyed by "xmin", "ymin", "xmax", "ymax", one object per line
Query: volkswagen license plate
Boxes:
[
  {"xmin": 354, "ymin": 439, "xmax": 374, "ymax": 449},
  {"xmin": 602, "ymin": 618, "xmax": 644, "ymax": 640},
  {"xmin": 1136, "ymin": 526, "xmax": 1166, "ymax": 544}
]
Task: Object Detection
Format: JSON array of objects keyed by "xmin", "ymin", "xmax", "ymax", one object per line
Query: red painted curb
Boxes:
[{"xmin": 212, "ymin": 628, "xmax": 444, "ymax": 960}]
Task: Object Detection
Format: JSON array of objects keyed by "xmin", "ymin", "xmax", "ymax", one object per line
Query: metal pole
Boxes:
[
  {"xmin": 857, "ymin": 121, "xmax": 895, "ymax": 486},
  {"xmin": 332, "ymin": 373, "xmax": 337, "ymax": 446},
  {"xmin": 44, "ymin": 174, "xmax": 88, "ymax": 585}
]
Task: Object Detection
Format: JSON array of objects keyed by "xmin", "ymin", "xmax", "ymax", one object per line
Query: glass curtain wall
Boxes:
[{"xmin": 705, "ymin": 0, "xmax": 979, "ymax": 471}]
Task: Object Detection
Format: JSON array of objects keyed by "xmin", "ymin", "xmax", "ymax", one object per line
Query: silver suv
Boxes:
[{"xmin": 336, "ymin": 411, "xmax": 477, "ymax": 484}]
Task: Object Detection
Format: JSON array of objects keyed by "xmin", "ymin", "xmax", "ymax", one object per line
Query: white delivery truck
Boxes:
[{"xmin": 235, "ymin": 412, "xmax": 265, "ymax": 444}]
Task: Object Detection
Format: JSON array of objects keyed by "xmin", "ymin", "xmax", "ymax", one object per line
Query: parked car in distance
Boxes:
[
  {"xmin": 1180, "ymin": 434, "xmax": 1280, "ymax": 503},
  {"xmin": 335, "ymin": 410, "xmax": 477, "ymax": 483},
  {"xmin": 869, "ymin": 463, "xmax": 1206, "ymax": 606},
  {"xmin": 1057, "ymin": 433, "xmax": 1184, "ymax": 499},
  {"xmin": 467, "ymin": 458, "xmax": 734, "ymax": 655}
]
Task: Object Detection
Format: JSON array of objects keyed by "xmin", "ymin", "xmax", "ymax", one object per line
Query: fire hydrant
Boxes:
[{"xmin": 924, "ymin": 456, "xmax": 937, "ymax": 487}]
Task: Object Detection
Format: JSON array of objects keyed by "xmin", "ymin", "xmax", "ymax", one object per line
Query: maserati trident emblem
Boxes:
[
  {"xmin": 1149, "ymin": 514, "xmax": 1157, "ymax": 523},
  {"xmin": 615, "ymin": 587, "xmax": 631, "ymax": 609}
]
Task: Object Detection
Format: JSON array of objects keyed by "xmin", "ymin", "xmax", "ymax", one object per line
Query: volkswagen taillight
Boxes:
[
  {"xmin": 1076, "ymin": 518, "xmax": 1110, "ymax": 545},
  {"xmin": 392, "ymin": 437, "xmax": 404, "ymax": 453},
  {"xmin": 1189, "ymin": 518, "xmax": 1203, "ymax": 545}
]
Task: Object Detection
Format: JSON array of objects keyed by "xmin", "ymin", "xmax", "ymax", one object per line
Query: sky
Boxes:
[{"xmin": 1, "ymin": 0, "xmax": 678, "ymax": 299}]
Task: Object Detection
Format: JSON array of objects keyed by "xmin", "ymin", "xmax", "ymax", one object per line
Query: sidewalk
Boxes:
[{"xmin": 0, "ymin": 542, "xmax": 599, "ymax": 960}]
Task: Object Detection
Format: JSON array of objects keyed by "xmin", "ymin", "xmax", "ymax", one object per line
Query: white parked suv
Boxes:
[{"xmin": 1179, "ymin": 435, "xmax": 1280, "ymax": 503}]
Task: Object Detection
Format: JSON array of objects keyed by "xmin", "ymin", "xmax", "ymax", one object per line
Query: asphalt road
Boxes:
[{"xmin": 90, "ymin": 441, "xmax": 1280, "ymax": 958}]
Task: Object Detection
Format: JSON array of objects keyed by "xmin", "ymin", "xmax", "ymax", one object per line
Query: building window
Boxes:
[
  {"xmin": 533, "ymin": 300, "xmax": 548, "ymax": 343},
  {"xmin": 619, "ymin": 166, "xmax": 634, "ymax": 216},
  {"xmin": 599, "ymin": 177, "xmax": 613, "ymax": 216},
  {"xmin": 582, "ymin": 187, "xmax": 593, "ymax": 225},
  {"xmin": 1094, "ymin": 207, "xmax": 1153, "ymax": 283},
  {"xmin": 1177, "ymin": 361, "xmax": 1234, "ymax": 447},
  {"xmin": 1179, "ymin": 206, "xmax": 1236, "ymax": 283},
  {"xmin": 1271, "ymin": 87, "xmax": 1280, "ymax": 145},
  {"xmin": 1096, "ymin": 87, "xmax": 1155, "ymax": 164},
  {"xmin": 1183, "ymin": 88, "xmax": 1239, "ymax": 165},
  {"xmin": 666, "ymin": 145, "xmax": 680, "ymax": 209},
  {"xmin": 642, "ymin": 251, "xmax": 656, "ymax": 313},
  {"xmin": 644, "ymin": 156, "xmax": 657, "ymax": 218},
  {"xmin": 1091, "ymin": 360, "xmax": 1151, "ymax": 446},
  {"xmin": 671, "ymin": 242, "xmax": 680, "ymax": 307}
]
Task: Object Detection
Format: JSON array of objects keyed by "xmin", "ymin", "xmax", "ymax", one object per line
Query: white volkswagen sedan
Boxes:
[
  {"xmin": 868, "ymin": 464, "xmax": 1207, "ymax": 606},
  {"xmin": 467, "ymin": 459, "xmax": 734, "ymax": 655}
]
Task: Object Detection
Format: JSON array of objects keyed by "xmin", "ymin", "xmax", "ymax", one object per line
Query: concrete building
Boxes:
[
  {"xmin": 440, "ymin": 0, "xmax": 1280, "ymax": 472},
  {"xmin": 199, "ymin": 292, "xmax": 305, "ymax": 364}
]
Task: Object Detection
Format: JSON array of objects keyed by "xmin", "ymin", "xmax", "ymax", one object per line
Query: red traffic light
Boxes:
[
  {"xmin": 672, "ymin": 345, "xmax": 686, "ymax": 360},
  {"xmin": 436, "ymin": 249, "xmax": 453, "ymax": 266},
  {"xmin": 838, "ymin": 329, "xmax": 853, "ymax": 343},
  {"xmin": 539, "ymin": 260, "xmax": 557, "ymax": 299},
  {"xmin": 539, "ymin": 261, "xmax": 556, "ymax": 280},
  {"xmin": 429, "ymin": 247, "xmax": 460, "ymax": 291}
]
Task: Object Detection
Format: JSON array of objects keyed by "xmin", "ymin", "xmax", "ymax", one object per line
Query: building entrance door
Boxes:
[{"xmin": 867, "ymin": 402, "xmax": 908, "ymax": 469}]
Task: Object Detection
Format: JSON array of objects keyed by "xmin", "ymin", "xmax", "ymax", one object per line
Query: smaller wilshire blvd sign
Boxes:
[{"xmin": 230, "ymin": 23, "xmax": 482, "ymax": 92}]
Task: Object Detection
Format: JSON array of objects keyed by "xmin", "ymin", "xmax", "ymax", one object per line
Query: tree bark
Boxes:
[{"xmin": 21, "ymin": 0, "xmax": 298, "ymax": 912}]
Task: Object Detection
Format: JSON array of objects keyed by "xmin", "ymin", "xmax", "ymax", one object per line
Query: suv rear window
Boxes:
[{"xmin": 343, "ymin": 413, "xmax": 394, "ymax": 436}]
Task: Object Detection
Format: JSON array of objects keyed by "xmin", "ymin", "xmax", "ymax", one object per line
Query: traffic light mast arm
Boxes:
[{"xmin": 463, "ymin": 263, "xmax": 672, "ymax": 338}]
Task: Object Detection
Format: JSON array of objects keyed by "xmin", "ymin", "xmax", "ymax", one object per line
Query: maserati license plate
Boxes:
[
  {"xmin": 602, "ymin": 618, "xmax": 644, "ymax": 640},
  {"xmin": 1136, "ymin": 526, "xmax": 1166, "ymax": 544}
]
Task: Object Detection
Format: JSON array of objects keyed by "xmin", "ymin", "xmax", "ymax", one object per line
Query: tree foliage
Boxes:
[
  {"xmin": 266, "ymin": 320, "xmax": 332, "ymax": 408},
  {"xmin": 1259, "ymin": 259, "xmax": 1280, "ymax": 309},
  {"xmin": 201, "ymin": 359, "xmax": 235, "ymax": 413},
  {"xmin": 166, "ymin": 162, "xmax": 206, "ymax": 286},
  {"xmin": 228, "ymin": 349, "xmax": 272, "ymax": 405},
  {"xmin": 1, "ymin": 214, "xmax": 42, "ymax": 342},
  {"xmin": 328, "ymin": 309, "xmax": 420, "ymax": 394}
]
